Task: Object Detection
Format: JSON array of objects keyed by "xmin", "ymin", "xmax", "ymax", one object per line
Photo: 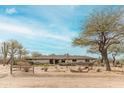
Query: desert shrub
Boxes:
[
  {"xmin": 43, "ymin": 67, "xmax": 48, "ymax": 72},
  {"xmin": 23, "ymin": 66, "xmax": 31, "ymax": 72},
  {"xmin": 96, "ymin": 68, "xmax": 101, "ymax": 72},
  {"xmin": 42, "ymin": 64, "xmax": 49, "ymax": 72}
]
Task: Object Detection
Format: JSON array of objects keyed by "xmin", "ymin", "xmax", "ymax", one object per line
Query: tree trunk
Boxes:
[
  {"xmin": 10, "ymin": 53, "xmax": 14, "ymax": 75},
  {"xmin": 13, "ymin": 58, "xmax": 16, "ymax": 65},
  {"xmin": 3, "ymin": 57, "xmax": 6, "ymax": 66},
  {"xmin": 101, "ymin": 57, "xmax": 103, "ymax": 63},
  {"xmin": 100, "ymin": 56, "xmax": 104, "ymax": 66},
  {"xmin": 19, "ymin": 54, "xmax": 22, "ymax": 61},
  {"xmin": 19, "ymin": 52, "xmax": 22, "ymax": 61},
  {"xmin": 102, "ymin": 50, "xmax": 111, "ymax": 71},
  {"xmin": 7, "ymin": 56, "xmax": 12, "ymax": 64},
  {"xmin": 112, "ymin": 54, "xmax": 116, "ymax": 67},
  {"xmin": 10, "ymin": 58, "xmax": 13, "ymax": 75}
]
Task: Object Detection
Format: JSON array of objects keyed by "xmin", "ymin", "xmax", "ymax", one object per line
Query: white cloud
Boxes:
[
  {"xmin": 0, "ymin": 6, "xmax": 87, "ymax": 55},
  {"xmin": 0, "ymin": 16, "xmax": 74, "ymax": 42},
  {"xmin": 5, "ymin": 8, "xmax": 17, "ymax": 14},
  {"xmin": 0, "ymin": 22, "xmax": 34, "ymax": 35},
  {"xmin": 0, "ymin": 13, "xmax": 79, "ymax": 55},
  {"xmin": 37, "ymin": 30, "xmax": 72, "ymax": 42}
]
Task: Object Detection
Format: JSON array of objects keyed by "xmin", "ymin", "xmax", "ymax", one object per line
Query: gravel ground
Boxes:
[{"xmin": 0, "ymin": 65, "xmax": 124, "ymax": 88}]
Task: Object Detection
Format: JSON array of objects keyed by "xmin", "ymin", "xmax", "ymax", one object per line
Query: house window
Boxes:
[
  {"xmin": 55, "ymin": 59, "xmax": 59, "ymax": 64},
  {"xmin": 72, "ymin": 59, "xmax": 77, "ymax": 62},
  {"xmin": 49, "ymin": 59, "xmax": 53, "ymax": 64},
  {"xmin": 61, "ymin": 60, "xmax": 65, "ymax": 63},
  {"xmin": 85, "ymin": 59, "xmax": 89, "ymax": 62}
]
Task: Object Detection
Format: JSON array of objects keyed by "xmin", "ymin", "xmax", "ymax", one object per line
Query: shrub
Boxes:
[
  {"xmin": 96, "ymin": 68, "xmax": 101, "ymax": 72},
  {"xmin": 42, "ymin": 64, "xmax": 49, "ymax": 72},
  {"xmin": 23, "ymin": 66, "xmax": 30, "ymax": 72}
]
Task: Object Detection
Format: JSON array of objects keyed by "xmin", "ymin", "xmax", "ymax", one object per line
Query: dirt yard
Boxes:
[{"xmin": 0, "ymin": 65, "xmax": 124, "ymax": 88}]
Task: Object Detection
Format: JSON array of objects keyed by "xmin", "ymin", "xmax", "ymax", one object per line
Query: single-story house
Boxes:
[{"xmin": 26, "ymin": 55, "xmax": 96, "ymax": 64}]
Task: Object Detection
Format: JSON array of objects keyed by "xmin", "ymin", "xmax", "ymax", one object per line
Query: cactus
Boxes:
[{"xmin": 1, "ymin": 42, "xmax": 9, "ymax": 66}]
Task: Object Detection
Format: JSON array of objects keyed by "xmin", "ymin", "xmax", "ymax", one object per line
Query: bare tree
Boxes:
[
  {"xmin": 31, "ymin": 51, "xmax": 42, "ymax": 58},
  {"xmin": 108, "ymin": 44, "xmax": 124, "ymax": 66},
  {"xmin": 73, "ymin": 7, "xmax": 124, "ymax": 71},
  {"xmin": 18, "ymin": 43, "xmax": 28, "ymax": 61}
]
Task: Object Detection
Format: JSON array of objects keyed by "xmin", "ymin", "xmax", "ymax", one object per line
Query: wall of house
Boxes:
[
  {"xmin": 33, "ymin": 60, "xmax": 50, "ymax": 64},
  {"xmin": 31, "ymin": 58, "xmax": 95, "ymax": 64},
  {"xmin": 76, "ymin": 60, "xmax": 86, "ymax": 62}
]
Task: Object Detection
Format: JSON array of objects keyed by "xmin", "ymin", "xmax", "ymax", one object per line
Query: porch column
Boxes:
[
  {"xmin": 59, "ymin": 59, "xmax": 61, "ymax": 63},
  {"xmin": 53, "ymin": 59, "xmax": 55, "ymax": 65}
]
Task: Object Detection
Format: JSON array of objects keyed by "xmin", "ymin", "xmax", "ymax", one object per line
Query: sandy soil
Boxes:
[{"xmin": 0, "ymin": 65, "xmax": 124, "ymax": 88}]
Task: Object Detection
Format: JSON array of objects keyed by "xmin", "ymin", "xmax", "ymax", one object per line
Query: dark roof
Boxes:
[{"xmin": 26, "ymin": 55, "xmax": 96, "ymax": 60}]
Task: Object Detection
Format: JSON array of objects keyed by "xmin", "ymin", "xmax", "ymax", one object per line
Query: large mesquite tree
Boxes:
[{"xmin": 73, "ymin": 7, "xmax": 124, "ymax": 71}]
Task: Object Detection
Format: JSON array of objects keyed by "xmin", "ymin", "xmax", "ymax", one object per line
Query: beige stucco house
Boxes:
[{"xmin": 26, "ymin": 55, "xmax": 96, "ymax": 64}]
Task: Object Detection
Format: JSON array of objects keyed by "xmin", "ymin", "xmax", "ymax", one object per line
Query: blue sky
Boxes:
[{"xmin": 0, "ymin": 5, "xmax": 112, "ymax": 57}]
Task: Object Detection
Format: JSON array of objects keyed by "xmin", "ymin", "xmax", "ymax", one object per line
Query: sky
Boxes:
[{"xmin": 0, "ymin": 5, "xmax": 112, "ymax": 57}]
